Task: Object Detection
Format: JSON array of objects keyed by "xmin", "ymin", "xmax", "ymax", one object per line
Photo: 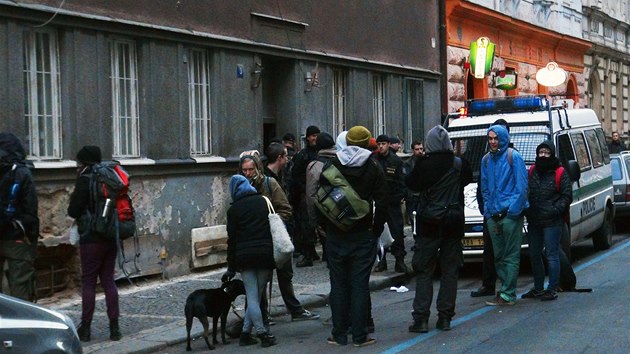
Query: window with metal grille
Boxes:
[
  {"xmin": 110, "ymin": 39, "xmax": 140, "ymax": 158},
  {"xmin": 332, "ymin": 68, "xmax": 347, "ymax": 137},
  {"xmin": 372, "ymin": 75, "xmax": 385, "ymax": 136},
  {"xmin": 23, "ymin": 30, "xmax": 62, "ymax": 159},
  {"xmin": 188, "ymin": 49, "xmax": 212, "ymax": 156}
]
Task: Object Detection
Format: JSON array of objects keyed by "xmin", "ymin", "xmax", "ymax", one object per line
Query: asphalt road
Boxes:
[{"xmin": 160, "ymin": 234, "xmax": 630, "ymax": 354}]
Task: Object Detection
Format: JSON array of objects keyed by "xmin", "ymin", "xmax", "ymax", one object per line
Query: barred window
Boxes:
[
  {"xmin": 372, "ymin": 75, "xmax": 385, "ymax": 136},
  {"xmin": 110, "ymin": 39, "xmax": 140, "ymax": 158},
  {"xmin": 23, "ymin": 29, "xmax": 62, "ymax": 159},
  {"xmin": 188, "ymin": 49, "xmax": 212, "ymax": 155},
  {"xmin": 332, "ymin": 68, "xmax": 347, "ymax": 137}
]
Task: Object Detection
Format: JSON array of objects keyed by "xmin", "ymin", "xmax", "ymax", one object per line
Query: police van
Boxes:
[{"xmin": 446, "ymin": 95, "xmax": 614, "ymax": 259}]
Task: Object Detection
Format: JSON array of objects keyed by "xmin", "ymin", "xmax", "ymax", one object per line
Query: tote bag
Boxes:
[{"xmin": 262, "ymin": 196, "xmax": 294, "ymax": 267}]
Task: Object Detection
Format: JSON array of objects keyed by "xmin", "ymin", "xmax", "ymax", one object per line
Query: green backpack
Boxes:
[{"xmin": 315, "ymin": 160, "xmax": 370, "ymax": 231}]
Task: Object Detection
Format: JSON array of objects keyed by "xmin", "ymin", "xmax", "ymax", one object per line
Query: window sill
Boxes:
[
  {"xmin": 33, "ymin": 160, "xmax": 78, "ymax": 169},
  {"xmin": 192, "ymin": 156, "xmax": 227, "ymax": 163},
  {"xmin": 116, "ymin": 158, "xmax": 156, "ymax": 166}
]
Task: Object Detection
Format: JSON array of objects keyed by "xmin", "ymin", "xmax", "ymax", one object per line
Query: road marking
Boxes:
[{"xmin": 380, "ymin": 238, "xmax": 630, "ymax": 354}]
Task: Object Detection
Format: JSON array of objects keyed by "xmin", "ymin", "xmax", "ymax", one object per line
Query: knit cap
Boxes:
[
  {"xmin": 316, "ymin": 132, "xmax": 335, "ymax": 150},
  {"xmin": 346, "ymin": 126, "xmax": 372, "ymax": 149},
  {"xmin": 76, "ymin": 145, "xmax": 102, "ymax": 165}
]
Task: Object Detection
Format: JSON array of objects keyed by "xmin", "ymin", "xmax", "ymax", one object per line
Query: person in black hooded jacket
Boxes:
[
  {"xmin": 522, "ymin": 140, "xmax": 572, "ymax": 301},
  {"xmin": 405, "ymin": 125, "xmax": 472, "ymax": 333},
  {"xmin": 0, "ymin": 132, "xmax": 39, "ymax": 302}
]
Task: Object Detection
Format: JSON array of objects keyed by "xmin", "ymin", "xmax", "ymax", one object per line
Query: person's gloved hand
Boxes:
[{"xmin": 221, "ymin": 270, "xmax": 236, "ymax": 283}]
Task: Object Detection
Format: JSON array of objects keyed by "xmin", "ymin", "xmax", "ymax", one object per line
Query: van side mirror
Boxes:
[{"xmin": 566, "ymin": 160, "xmax": 580, "ymax": 182}]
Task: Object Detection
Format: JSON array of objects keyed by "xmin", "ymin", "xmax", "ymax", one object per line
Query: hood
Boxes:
[
  {"xmin": 336, "ymin": 131, "xmax": 348, "ymax": 151},
  {"xmin": 229, "ymin": 174, "xmax": 257, "ymax": 200},
  {"xmin": 535, "ymin": 139, "xmax": 560, "ymax": 172},
  {"xmin": 536, "ymin": 139, "xmax": 556, "ymax": 156},
  {"xmin": 487, "ymin": 124, "xmax": 510, "ymax": 153},
  {"xmin": 336, "ymin": 146, "xmax": 372, "ymax": 167},
  {"xmin": 0, "ymin": 132, "xmax": 26, "ymax": 163},
  {"xmin": 239, "ymin": 150, "xmax": 265, "ymax": 185},
  {"xmin": 424, "ymin": 125, "xmax": 453, "ymax": 154}
]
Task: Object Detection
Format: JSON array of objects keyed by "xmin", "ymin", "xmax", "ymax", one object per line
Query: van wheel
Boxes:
[{"xmin": 592, "ymin": 206, "xmax": 613, "ymax": 250}]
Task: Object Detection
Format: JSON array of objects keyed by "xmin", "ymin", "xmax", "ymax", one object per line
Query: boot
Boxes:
[
  {"xmin": 239, "ymin": 333, "xmax": 258, "ymax": 346},
  {"xmin": 374, "ymin": 252, "xmax": 387, "ymax": 272},
  {"xmin": 394, "ymin": 256, "xmax": 408, "ymax": 273},
  {"xmin": 109, "ymin": 318, "xmax": 122, "ymax": 341},
  {"xmin": 257, "ymin": 332, "xmax": 277, "ymax": 348},
  {"xmin": 77, "ymin": 322, "xmax": 91, "ymax": 342},
  {"xmin": 296, "ymin": 254, "xmax": 313, "ymax": 267}
]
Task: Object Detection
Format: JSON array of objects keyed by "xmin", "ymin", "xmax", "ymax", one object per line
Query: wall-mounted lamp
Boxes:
[
  {"xmin": 304, "ymin": 71, "xmax": 314, "ymax": 92},
  {"xmin": 251, "ymin": 62, "xmax": 263, "ymax": 89},
  {"xmin": 535, "ymin": 61, "xmax": 567, "ymax": 87}
]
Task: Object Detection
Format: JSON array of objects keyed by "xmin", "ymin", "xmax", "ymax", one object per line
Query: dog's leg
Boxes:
[
  {"xmin": 221, "ymin": 311, "xmax": 229, "ymax": 344},
  {"xmin": 185, "ymin": 316, "xmax": 193, "ymax": 351},
  {"xmin": 200, "ymin": 316, "xmax": 215, "ymax": 350},
  {"xmin": 212, "ymin": 316, "xmax": 219, "ymax": 345}
]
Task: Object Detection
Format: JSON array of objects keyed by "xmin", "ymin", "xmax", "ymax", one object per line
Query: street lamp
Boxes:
[{"xmin": 535, "ymin": 62, "xmax": 567, "ymax": 87}]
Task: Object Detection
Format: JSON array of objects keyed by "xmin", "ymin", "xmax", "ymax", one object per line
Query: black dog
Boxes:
[{"xmin": 185, "ymin": 279, "xmax": 246, "ymax": 351}]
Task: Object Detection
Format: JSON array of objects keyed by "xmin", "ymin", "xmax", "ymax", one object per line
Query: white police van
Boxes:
[{"xmin": 446, "ymin": 95, "xmax": 614, "ymax": 259}]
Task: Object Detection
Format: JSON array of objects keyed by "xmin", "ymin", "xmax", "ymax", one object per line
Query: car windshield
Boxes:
[
  {"xmin": 451, "ymin": 131, "xmax": 550, "ymax": 181},
  {"xmin": 611, "ymin": 157, "xmax": 622, "ymax": 181}
]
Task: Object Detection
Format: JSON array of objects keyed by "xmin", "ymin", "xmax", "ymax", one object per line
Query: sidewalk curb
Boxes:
[{"xmin": 83, "ymin": 270, "xmax": 412, "ymax": 354}]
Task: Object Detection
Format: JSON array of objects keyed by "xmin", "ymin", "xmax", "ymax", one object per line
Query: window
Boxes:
[
  {"xmin": 372, "ymin": 75, "xmax": 385, "ymax": 136},
  {"xmin": 611, "ymin": 157, "xmax": 622, "ymax": 181},
  {"xmin": 332, "ymin": 68, "xmax": 347, "ymax": 137},
  {"xmin": 595, "ymin": 128, "xmax": 610, "ymax": 164},
  {"xmin": 556, "ymin": 134, "xmax": 575, "ymax": 168},
  {"xmin": 110, "ymin": 39, "xmax": 140, "ymax": 158},
  {"xmin": 571, "ymin": 132, "xmax": 591, "ymax": 171},
  {"xmin": 23, "ymin": 29, "xmax": 62, "ymax": 159},
  {"xmin": 188, "ymin": 49, "xmax": 212, "ymax": 155},
  {"xmin": 585, "ymin": 129, "xmax": 604, "ymax": 168},
  {"xmin": 404, "ymin": 79, "xmax": 423, "ymax": 152}
]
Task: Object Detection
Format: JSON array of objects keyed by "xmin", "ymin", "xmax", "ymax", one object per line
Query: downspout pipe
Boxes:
[{"xmin": 439, "ymin": 0, "xmax": 448, "ymax": 117}]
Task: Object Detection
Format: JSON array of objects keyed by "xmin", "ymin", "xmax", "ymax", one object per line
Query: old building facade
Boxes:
[
  {"xmin": 0, "ymin": 1, "xmax": 443, "ymax": 290},
  {"xmin": 446, "ymin": 0, "xmax": 590, "ymax": 112}
]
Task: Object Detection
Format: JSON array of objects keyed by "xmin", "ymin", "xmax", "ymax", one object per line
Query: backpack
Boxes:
[
  {"xmin": 417, "ymin": 157, "xmax": 463, "ymax": 224},
  {"xmin": 88, "ymin": 162, "xmax": 136, "ymax": 241},
  {"xmin": 314, "ymin": 160, "xmax": 370, "ymax": 231},
  {"xmin": 482, "ymin": 147, "xmax": 513, "ymax": 167},
  {"xmin": 528, "ymin": 164, "xmax": 568, "ymax": 223}
]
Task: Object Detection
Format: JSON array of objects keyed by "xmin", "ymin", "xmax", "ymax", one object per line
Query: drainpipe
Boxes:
[{"xmin": 439, "ymin": 0, "xmax": 448, "ymax": 116}]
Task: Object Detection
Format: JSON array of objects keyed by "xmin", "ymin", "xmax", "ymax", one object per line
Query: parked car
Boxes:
[
  {"xmin": 610, "ymin": 151, "xmax": 630, "ymax": 230},
  {"xmin": 0, "ymin": 293, "xmax": 82, "ymax": 354}
]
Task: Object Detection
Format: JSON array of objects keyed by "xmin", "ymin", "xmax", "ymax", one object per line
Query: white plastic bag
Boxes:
[
  {"xmin": 69, "ymin": 222, "xmax": 80, "ymax": 246},
  {"xmin": 379, "ymin": 222, "xmax": 394, "ymax": 248}
]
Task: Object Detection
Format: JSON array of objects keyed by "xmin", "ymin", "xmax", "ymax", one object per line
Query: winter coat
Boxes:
[
  {"xmin": 480, "ymin": 125, "xmax": 529, "ymax": 219},
  {"xmin": 373, "ymin": 150, "xmax": 405, "ymax": 201},
  {"xmin": 226, "ymin": 193, "xmax": 275, "ymax": 272},
  {"xmin": 251, "ymin": 175, "xmax": 293, "ymax": 224},
  {"xmin": 0, "ymin": 163, "xmax": 39, "ymax": 242},
  {"xmin": 327, "ymin": 146, "xmax": 388, "ymax": 234}
]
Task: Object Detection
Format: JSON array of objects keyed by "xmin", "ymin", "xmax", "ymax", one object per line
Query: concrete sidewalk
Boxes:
[{"xmin": 49, "ymin": 235, "xmax": 415, "ymax": 354}]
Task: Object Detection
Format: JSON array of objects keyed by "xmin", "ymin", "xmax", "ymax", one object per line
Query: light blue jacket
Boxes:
[{"xmin": 480, "ymin": 125, "xmax": 529, "ymax": 219}]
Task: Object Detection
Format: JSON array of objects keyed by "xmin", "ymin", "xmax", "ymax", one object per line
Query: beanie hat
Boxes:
[
  {"xmin": 376, "ymin": 134, "xmax": 389, "ymax": 143},
  {"xmin": 424, "ymin": 125, "xmax": 453, "ymax": 154},
  {"xmin": 316, "ymin": 132, "xmax": 335, "ymax": 150},
  {"xmin": 76, "ymin": 145, "xmax": 102, "ymax": 165},
  {"xmin": 336, "ymin": 131, "xmax": 348, "ymax": 151},
  {"xmin": 368, "ymin": 137, "xmax": 378, "ymax": 151},
  {"xmin": 346, "ymin": 126, "xmax": 372, "ymax": 149},
  {"xmin": 305, "ymin": 125, "xmax": 320, "ymax": 136},
  {"xmin": 282, "ymin": 133, "xmax": 296, "ymax": 143},
  {"xmin": 389, "ymin": 136, "xmax": 400, "ymax": 144}
]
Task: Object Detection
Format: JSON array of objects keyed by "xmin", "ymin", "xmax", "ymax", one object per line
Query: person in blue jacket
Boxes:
[{"xmin": 480, "ymin": 124, "xmax": 528, "ymax": 306}]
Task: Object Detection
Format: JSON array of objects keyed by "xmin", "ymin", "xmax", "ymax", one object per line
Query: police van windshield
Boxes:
[{"xmin": 452, "ymin": 131, "xmax": 550, "ymax": 181}]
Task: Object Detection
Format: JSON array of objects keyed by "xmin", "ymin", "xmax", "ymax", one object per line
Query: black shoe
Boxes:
[
  {"xmin": 436, "ymin": 317, "xmax": 451, "ymax": 331},
  {"xmin": 296, "ymin": 257, "xmax": 313, "ymax": 267},
  {"xmin": 521, "ymin": 288, "xmax": 545, "ymax": 299},
  {"xmin": 394, "ymin": 257, "xmax": 408, "ymax": 273},
  {"xmin": 470, "ymin": 286, "xmax": 495, "ymax": 297},
  {"xmin": 291, "ymin": 310, "xmax": 320, "ymax": 321},
  {"xmin": 109, "ymin": 318, "xmax": 122, "ymax": 341},
  {"xmin": 258, "ymin": 332, "xmax": 277, "ymax": 348},
  {"xmin": 239, "ymin": 333, "xmax": 258, "ymax": 346},
  {"xmin": 353, "ymin": 338, "xmax": 376, "ymax": 347},
  {"xmin": 374, "ymin": 260, "xmax": 387, "ymax": 272},
  {"xmin": 540, "ymin": 290, "xmax": 558, "ymax": 301},
  {"xmin": 77, "ymin": 322, "xmax": 91, "ymax": 342},
  {"xmin": 408, "ymin": 319, "xmax": 428, "ymax": 333}
]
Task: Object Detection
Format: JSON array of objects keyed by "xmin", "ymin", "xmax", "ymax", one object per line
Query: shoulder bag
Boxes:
[{"xmin": 262, "ymin": 195, "xmax": 294, "ymax": 267}]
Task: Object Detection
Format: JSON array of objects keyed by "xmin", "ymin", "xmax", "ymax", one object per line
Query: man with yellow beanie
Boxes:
[{"xmin": 323, "ymin": 125, "xmax": 387, "ymax": 347}]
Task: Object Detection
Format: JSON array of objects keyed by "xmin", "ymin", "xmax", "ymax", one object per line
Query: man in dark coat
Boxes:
[
  {"xmin": 405, "ymin": 125, "xmax": 472, "ymax": 333},
  {"xmin": 608, "ymin": 131, "xmax": 626, "ymax": 154},
  {"xmin": 0, "ymin": 132, "xmax": 39, "ymax": 302}
]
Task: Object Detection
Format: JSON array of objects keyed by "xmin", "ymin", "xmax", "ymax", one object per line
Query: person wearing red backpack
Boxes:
[
  {"xmin": 523, "ymin": 141, "xmax": 573, "ymax": 301},
  {"xmin": 67, "ymin": 145, "xmax": 122, "ymax": 342}
]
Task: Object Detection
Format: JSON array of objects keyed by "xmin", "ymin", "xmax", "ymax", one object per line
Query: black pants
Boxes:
[
  {"xmin": 481, "ymin": 218, "xmax": 497, "ymax": 289},
  {"xmin": 411, "ymin": 228, "xmax": 463, "ymax": 321},
  {"xmin": 260, "ymin": 257, "xmax": 304, "ymax": 319}
]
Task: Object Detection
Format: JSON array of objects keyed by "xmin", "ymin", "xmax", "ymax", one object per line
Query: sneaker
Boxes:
[
  {"xmin": 521, "ymin": 288, "xmax": 545, "ymax": 299},
  {"xmin": 540, "ymin": 290, "xmax": 558, "ymax": 301},
  {"xmin": 296, "ymin": 257, "xmax": 313, "ymax": 267},
  {"xmin": 485, "ymin": 295, "xmax": 515, "ymax": 306},
  {"xmin": 327, "ymin": 337, "xmax": 346, "ymax": 346},
  {"xmin": 353, "ymin": 338, "xmax": 377, "ymax": 347},
  {"xmin": 292, "ymin": 310, "xmax": 320, "ymax": 321}
]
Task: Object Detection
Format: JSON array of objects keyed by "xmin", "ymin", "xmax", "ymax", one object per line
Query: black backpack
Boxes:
[{"xmin": 417, "ymin": 157, "xmax": 463, "ymax": 225}]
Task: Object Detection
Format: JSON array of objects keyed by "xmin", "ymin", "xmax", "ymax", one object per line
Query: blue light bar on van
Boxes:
[{"xmin": 466, "ymin": 96, "xmax": 548, "ymax": 116}]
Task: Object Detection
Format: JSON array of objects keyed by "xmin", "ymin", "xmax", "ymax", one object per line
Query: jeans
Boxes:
[
  {"xmin": 527, "ymin": 224, "xmax": 561, "ymax": 291},
  {"xmin": 373, "ymin": 200, "xmax": 405, "ymax": 257},
  {"xmin": 487, "ymin": 216, "xmax": 524, "ymax": 302},
  {"xmin": 411, "ymin": 229, "xmax": 463, "ymax": 321},
  {"xmin": 80, "ymin": 241, "xmax": 119, "ymax": 323},
  {"xmin": 326, "ymin": 229, "xmax": 377, "ymax": 345},
  {"xmin": 241, "ymin": 269, "xmax": 272, "ymax": 335}
]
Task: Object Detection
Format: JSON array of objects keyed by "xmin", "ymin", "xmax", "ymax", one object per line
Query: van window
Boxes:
[
  {"xmin": 595, "ymin": 128, "xmax": 610, "ymax": 164},
  {"xmin": 611, "ymin": 157, "xmax": 622, "ymax": 181},
  {"xmin": 556, "ymin": 134, "xmax": 575, "ymax": 167},
  {"xmin": 624, "ymin": 155, "xmax": 630, "ymax": 176},
  {"xmin": 571, "ymin": 132, "xmax": 592, "ymax": 171},
  {"xmin": 585, "ymin": 129, "xmax": 604, "ymax": 168}
]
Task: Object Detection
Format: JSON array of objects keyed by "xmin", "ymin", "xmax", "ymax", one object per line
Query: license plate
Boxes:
[{"xmin": 462, "ymin": 238, "xmax": 484, "ymax": 247}]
